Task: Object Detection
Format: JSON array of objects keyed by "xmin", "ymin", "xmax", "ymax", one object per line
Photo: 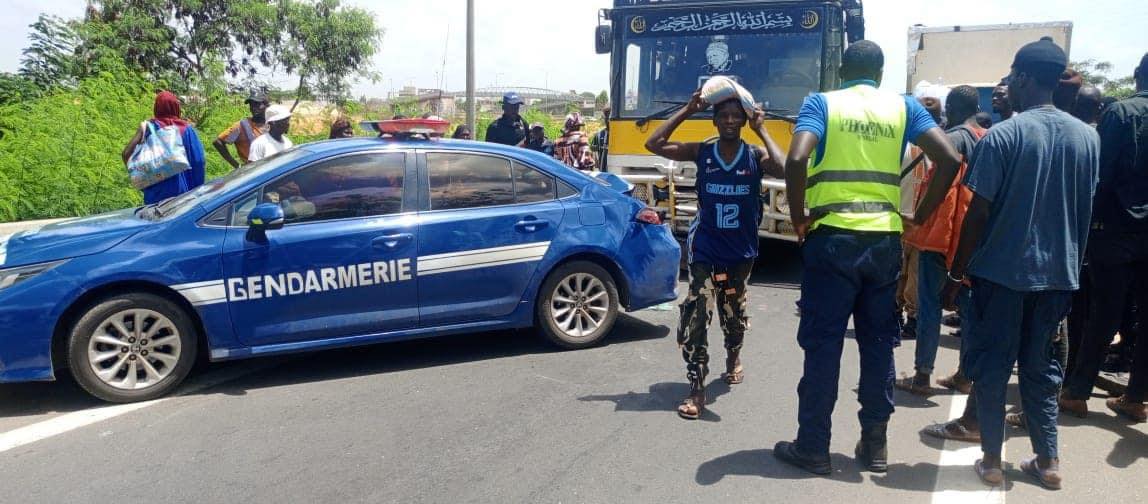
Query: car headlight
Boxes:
[{"xmin": 0, "ymin": 260, "xmax": 66, "ymax": 290}]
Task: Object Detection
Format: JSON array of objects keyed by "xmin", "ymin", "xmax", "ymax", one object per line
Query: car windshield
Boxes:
[
  {"xmin": 618, "ymin": 7, "xmax": 824, "ymax": 118},
  {"xmin": 148, "ymin": 148, "xmax": 310, "ymax": 219}
]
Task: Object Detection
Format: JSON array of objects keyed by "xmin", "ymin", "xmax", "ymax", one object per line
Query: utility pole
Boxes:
[{"xmin": 466, "ymin": 0, "xmax": 476, "ymax": 137}]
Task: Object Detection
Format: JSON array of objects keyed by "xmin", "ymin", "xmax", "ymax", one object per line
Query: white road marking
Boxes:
[
  {"xmin": 0, "ymin": 360, "xmax": 277, "ymax": 454},
  {"xmin": 931, "ymin": 393, "xmax": 1006, "ymax": 504}
]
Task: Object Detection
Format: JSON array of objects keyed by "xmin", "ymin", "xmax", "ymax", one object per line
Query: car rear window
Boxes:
[{"xmin": 427, "ymin": 153, "xmax": 515, "ymax": 210}]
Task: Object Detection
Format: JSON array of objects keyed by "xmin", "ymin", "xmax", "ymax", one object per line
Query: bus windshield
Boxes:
[{"xmin": 617, "ymin": 8, "xmax": 825, "ymax": 118}]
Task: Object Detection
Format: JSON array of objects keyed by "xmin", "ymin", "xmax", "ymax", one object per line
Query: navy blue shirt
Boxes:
[
  {"xmin": 689, "ymin": 141, "xmax": 761, "ymax": 267},
  {"xmin": 794, "ymin": 81, "xmax": 939, "ymax": 165},
  {"xmin": 963, "ymin": 106, "xmax": 1100, "ymax": 291}
]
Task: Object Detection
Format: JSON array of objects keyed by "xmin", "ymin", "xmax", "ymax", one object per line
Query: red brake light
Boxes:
[{"xmin": 636, "ymin": 208, "xmax": 661, "ymax": 225}]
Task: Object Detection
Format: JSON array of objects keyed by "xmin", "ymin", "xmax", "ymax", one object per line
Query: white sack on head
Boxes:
[{"xmin": 700, "ymin": 76, "xmax": 756, "ymax": 116}]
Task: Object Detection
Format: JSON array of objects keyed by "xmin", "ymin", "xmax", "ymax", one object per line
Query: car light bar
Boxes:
[{"xmin": 360, "ymin": 118, "xmax": 450, "ymax": 137}]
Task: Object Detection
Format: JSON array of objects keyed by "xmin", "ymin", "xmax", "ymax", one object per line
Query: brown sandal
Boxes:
[
  {"xmin": 894, "ymin": 375, "xmax": 934, "ymax": 397},
  {"xmin": 722, "ymin": 364, "xmax": 744, "ymax": 385},
  {"xmin": 937, "ymin": 372, "xmax": 972, "ymax": 394},
  {"xmin": 677, "ymin": 396, "xmax": 704, "ymax": 420}
]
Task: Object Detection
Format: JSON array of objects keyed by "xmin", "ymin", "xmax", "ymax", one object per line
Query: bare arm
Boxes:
[
  {"xmin": 749, "ymin": 108, "xmax": 785, "ymax": 179},
  {"xmin": 911, "ymin": 126, "xmax": 963, "ymax": 224},
  {"xmin": 940, "ymin": 193, "xmax": 991, "ymax": 309},
  {"xmin": 784, "ymin": 131, "xmax": 819, "ymax": 242},
  {"xmin": 213, "ymin": 138, "xmax": 241, "ymax": 170},
  {"xmin": 121, "ymin": 125, "xmax": 144, "ymax": 165},
  {"xmin": 643, "ymin": 91, "xmax": 706, "ymax": 162}
]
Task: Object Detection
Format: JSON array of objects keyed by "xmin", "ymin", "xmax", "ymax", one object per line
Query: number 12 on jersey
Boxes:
[{"xmin": 716, "ymin": 203, "xmax": 740, "ymax": 229}]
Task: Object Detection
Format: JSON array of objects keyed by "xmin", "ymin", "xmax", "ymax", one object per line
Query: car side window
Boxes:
[
  {"xmin": 239, "ymin": 152, "xmax": 405, "ymax": 225},
  {"xmin": 513, "ymin": 162, "xmax": 556, "ymax": 204},
  {"xmin": 427, "ymin": 153, "xmax": 515, "ymax": 210},
  {"xmin": 557, "ymin": 181, "xmax": 579, "ymax": 199}
]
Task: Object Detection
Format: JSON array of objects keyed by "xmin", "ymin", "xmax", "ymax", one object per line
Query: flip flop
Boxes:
[
  {"xmin": 923, "ymin": 419, "xmax": 981, "ymax": 442},
  {"xmin": 1020, "ymin": 456, "xmax": 1062, "ymax": 490},
  {"xmin": 974, "ymin": 459, "xmax": 1004, "ymax": 486}
]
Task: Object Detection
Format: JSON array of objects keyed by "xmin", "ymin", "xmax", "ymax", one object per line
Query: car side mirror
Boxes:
[
  {"xmin": 595, "ymin": 25, "xmax": 612, "ymax": 54},
  {"xmin": 248, "ymin": 203, "xmax": 285, "ymax": 231}
]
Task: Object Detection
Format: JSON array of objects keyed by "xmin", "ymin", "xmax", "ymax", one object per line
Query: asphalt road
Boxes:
[{"xmin": 0, "ymin": 242, "xmax": 1144, "ymax": 503}]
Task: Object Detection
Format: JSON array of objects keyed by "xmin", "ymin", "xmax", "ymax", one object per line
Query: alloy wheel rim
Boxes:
[{"xmin": 87, "ymin": 309, "xmax": 181, "ymax": 390}]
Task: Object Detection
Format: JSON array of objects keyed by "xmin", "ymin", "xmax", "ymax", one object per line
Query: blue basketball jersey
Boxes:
[{"xmin": 688, "ymin": 141, "xmax": 762, "ymax": 266}]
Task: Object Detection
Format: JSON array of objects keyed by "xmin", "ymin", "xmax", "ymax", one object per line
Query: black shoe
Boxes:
[
  {"xmin": 900, "ymin": 317, "xmax": 917, "ymax": 340},
  {"xmin": 773, "ymin": 440, "xmax": 832, "ymax": 475},
  {"xmin": 943, "ymin": 313, "xmax": 961, "ymax": 328},
  {"xmin": 855, "ymin": 424, "xmax": 888, "ymax": 473}
]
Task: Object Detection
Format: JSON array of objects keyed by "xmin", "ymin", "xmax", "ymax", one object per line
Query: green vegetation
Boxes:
[
  {"xmin": 0, "ymin": 2, "xmax": 604, "ymax": 223},
  {"xmin": 0, "ymin": 66, "xmax": 247, "ymax": 221}
]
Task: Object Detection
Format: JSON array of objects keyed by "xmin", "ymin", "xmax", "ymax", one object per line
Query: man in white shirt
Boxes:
[{"xmin": 248, "ymin": 104, "xmax": 294, "ymax": 161}]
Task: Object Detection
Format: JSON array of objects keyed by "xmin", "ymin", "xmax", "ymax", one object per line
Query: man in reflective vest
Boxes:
[{"xmin": 773, "ymin": 40, "xmax": 962, "ymax": 475}]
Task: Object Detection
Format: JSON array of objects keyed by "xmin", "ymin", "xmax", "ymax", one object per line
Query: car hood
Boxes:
[{"xmin": 0, "ymin": 208, "xmax": 151, "ymax": 268}]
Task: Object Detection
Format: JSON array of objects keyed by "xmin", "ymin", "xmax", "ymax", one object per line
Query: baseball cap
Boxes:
[
  {"xmin": 245, "ymin": 89, "xmax": 269, "ymax": 104},
  {"xmin": 503, "ymin": 92, "xmax": 524, "ymax": 105},
  {"xmin": 530, "ymin": 122, "xmax": 545, "ymax": 131},
  {"xmin": 266, "ymin": 104, "xmax": 292, "ymax": 122}
]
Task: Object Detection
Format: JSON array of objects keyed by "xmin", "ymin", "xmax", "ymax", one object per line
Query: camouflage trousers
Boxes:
[{"xmin": 678, "ymin": 261, "xmax": 754, "ymax": 392}]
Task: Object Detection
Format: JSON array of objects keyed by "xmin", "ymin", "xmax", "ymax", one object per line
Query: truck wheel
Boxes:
[
  {"xmin": 536, "ymin": 261, "xmax": 619, "ymax": 349},
  {"xmin": 67, "ymin": 292, "xmax": 198, "ymax": 403}
]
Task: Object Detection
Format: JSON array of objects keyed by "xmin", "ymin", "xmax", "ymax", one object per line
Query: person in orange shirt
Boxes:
[
  {"xmin": 897, "ymin": 86, "xmax": 987, "ymax": 397},
  {"xmin": 213, "ymin": 89, "xmax": 270, "ymax": 169}
]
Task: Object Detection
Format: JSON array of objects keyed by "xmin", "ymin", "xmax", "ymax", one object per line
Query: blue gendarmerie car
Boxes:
[{"xmin": 0, "ymin": 132, "xmax": 680, "ymax": 403}]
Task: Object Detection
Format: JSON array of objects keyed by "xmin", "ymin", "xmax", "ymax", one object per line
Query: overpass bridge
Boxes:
[{"xmin": 404, "ymin": 86, "xmax": 597, "ymax": 115}]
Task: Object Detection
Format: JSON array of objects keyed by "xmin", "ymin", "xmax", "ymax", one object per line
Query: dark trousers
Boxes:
[
  {"xmin": 678, "ymin": 261, "xmax": 753, "ymax": 392},
  {"xmin": 965, "ymin": 278, "xmax": 1071, "ymax": 459},
  {"xmin": 1065, "ymin": 232, "xmax": 1148, "ymax": 401},
  {"xmin": 795, "ymin": 230, "xmax": 900, "ymax": 455},
  {"xmin": 1066, "ymin": 263, "xmax": 1090, "ymax": 376}
]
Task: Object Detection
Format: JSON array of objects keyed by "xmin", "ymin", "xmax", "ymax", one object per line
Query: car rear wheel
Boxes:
[
  {"xmin": 536, "ymin": 261, "xmax": 619, "ymax": 349},
  {"xmin": 67, "ymin": 292, "xmax": 198, "ymax": 403}
]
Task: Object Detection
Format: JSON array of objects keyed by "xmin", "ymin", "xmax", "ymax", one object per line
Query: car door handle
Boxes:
[
  {"xmin": 373, "ymin": 233, "xmax": 413, "ymax": 250},
  {"xmin": 514, "ymin": 219, "xmax": 549, "ymax": 233}
]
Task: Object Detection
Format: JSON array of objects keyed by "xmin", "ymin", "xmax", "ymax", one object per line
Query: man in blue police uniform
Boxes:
[
  {"xmin": 645, "ymin": 87, "xmax": 785, "ymax": 420},
  {"xmin": 774, "ymin": 40, "xmax": 961, "ymax": 474},
  {"xmin": 484, "ymin": 92, "xmax": 529, "ymax": 146}
]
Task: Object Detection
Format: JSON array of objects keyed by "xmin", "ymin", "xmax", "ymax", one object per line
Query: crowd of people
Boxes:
[
  {"xmin": 117, "ymin": 34, "xmax": 1145, "ymax": 492},
  {"xmin": 649, "ymin": 37, "xmax": 1146, "ymax": 492},
  {"xmin": 122, "ymin": 89, "xmax": 611, "ymax": 204}
]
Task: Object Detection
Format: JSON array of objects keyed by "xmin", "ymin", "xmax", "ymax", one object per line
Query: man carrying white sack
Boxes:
[{"xmin": 645, "ymin": 76, "xmax": 785, "ymax": 420}]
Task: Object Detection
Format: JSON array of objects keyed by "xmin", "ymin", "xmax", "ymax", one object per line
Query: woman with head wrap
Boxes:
[{"xmin": 121, "ymin": 90, "xmax": 207, "ymax": 204}]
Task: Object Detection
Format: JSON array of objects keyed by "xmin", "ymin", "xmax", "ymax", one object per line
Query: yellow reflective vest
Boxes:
[{"xmin": 807, "ymin": 84, "xmax": 908, "ymax": 232}]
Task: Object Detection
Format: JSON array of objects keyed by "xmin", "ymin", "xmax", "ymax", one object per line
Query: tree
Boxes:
[
  {"xmin": 596, "ymin": 90, "xmax": 609, "ymax": 109},
  {"xmin": 1071, "ymin": 59, "xmax": 1136, "ymax": 99},
  {"xmin": 80, "ymin": 0, "xmax": 280, "ymax": 82},
  {"xmin": 18, "ymin": 15, "xmax": 82, "ymax": 90},
  {"xmin": 278, "ymin": 0, "xmax": 383, "ymax": 108},
  {"xmin": 0, "ymin": 73, "xmax": 42, "ymax": 106}
]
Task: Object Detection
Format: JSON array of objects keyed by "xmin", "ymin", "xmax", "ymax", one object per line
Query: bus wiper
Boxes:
[
  {"xmin": 761, "ymin": 110, "xmax": 798, "ymax": 124},
  {"xmin": 636, "ymin": 102, "xmax": 687, "ymax": 127}
]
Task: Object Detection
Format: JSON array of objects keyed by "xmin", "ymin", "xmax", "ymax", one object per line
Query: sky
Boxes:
[{"xmin": 0, "ymin": 0, "xmax": 1144, "ymax": 98}]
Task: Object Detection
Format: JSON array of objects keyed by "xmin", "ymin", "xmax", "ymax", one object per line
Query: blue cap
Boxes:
[{"xmin": 502, "ymin": 92, "xmax": 524, "ymax": 105}]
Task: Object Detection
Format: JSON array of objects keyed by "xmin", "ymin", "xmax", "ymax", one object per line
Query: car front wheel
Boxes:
[
  {"xmin": 536, "ymin": 261, "xmax": 619, "ymax": 349},
  {"xmin": 67, "ymin": 292, "xmax": 198, "ymax": 403}
]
